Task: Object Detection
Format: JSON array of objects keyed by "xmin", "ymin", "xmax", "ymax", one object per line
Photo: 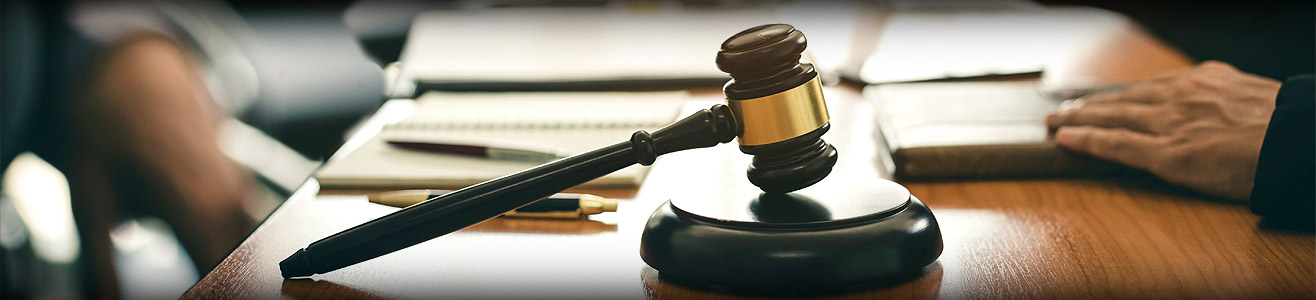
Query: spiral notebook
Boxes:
[{"xmin": 315, "ymin": 91, "xmax": 686, "ymax": 189}]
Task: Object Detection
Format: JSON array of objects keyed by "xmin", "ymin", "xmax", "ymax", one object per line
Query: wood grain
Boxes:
[{"xmin": 1041, "ymin": 15, "xmax": 1195, "ymax": 90}]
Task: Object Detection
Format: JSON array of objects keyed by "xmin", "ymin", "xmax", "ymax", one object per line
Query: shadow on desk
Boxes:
[
  {"xmin": 282, "ymin": 279, "xmax": 389, "ymax": 300},
  {"xmin": 465, "ymin": 217, "xmax": 617, "ymax": 235},
  {"xmin": 642, "ymin": 263, "xmax": 944, "ymax": 299}
]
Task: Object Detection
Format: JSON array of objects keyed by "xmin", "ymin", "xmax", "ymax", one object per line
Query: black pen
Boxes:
[
  {"xmin": 368, "ymin": 189, "xmax": 616, "ymax": 219},
  {"xmin": 384, "ymin": 137, "xmax": 568, "ymax": 162}
]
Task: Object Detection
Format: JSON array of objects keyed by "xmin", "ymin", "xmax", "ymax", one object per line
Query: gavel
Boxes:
[
  {"xmin": 719, "ymin": 24, "xmax": 838, "ymax": 194},
  {"xmin": 280, "ymin": 24, "xmax": 928, "ymax": 283}
]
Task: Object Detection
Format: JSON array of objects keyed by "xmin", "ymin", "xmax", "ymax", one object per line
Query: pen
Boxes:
[
  {"xmin": 368, "ymin": 189, "xmax": 616, "ymax": 219},
  {"xmin": 385, "ymin": 136, "xmax": 568, "ymax": 162}
]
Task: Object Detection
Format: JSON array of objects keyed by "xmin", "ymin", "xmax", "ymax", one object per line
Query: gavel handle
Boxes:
[{"xmin": 280, "ymin": 104, "xmax": 738, "ymax": 278}]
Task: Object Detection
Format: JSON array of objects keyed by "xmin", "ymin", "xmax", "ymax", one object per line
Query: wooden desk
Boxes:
[
  {"xmin": 184, "ymin": 22, "xmax": 1313, "ymax": 300},
  {"xmin": 183, "ymin": 86, "xmax": 1313, "ymax": 299}
]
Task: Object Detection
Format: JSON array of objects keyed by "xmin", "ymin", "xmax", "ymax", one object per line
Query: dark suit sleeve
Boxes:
[{"xmin": 1250, "ymin": 75, "xmax": 1315, "ymax": 229}]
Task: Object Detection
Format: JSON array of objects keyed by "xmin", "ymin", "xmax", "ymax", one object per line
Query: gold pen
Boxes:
[{"xmin": 367, "ymin": 189, "xmax": 617, "ymax": 219}]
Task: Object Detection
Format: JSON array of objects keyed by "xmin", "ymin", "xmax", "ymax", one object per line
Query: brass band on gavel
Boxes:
[{"xmin": 724, "ymin": 76, "xmax": 830, "ymax": 146}]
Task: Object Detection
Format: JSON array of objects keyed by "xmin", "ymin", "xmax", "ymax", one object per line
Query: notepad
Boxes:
[{"xmin": 315, "ymin": 91, "xmax": 686, "ymax": 189}]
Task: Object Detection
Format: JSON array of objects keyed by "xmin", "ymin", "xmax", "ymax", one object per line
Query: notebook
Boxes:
[
  {"xmin": 867, "ymin": 81, "xmax": 1123, "ymax": 179},
  {"xmin": 315, "ymin": 91, "xmax": 686, "ymax": 189},
  {"xmin": 394, "ymin": 7, "xmax": 773, "ymax": 92}
]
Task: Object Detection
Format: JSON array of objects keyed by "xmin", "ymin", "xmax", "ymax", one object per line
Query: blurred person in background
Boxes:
[
  {"xmin": 3, "ymin": 1, "xmax": 254, "ymax": 298},
  {"xmin": 2, "ymin": 0, "xmax": 383, "ymax": 298}
]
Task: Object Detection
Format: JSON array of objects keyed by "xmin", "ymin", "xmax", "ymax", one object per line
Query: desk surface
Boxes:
[
  {"xmin": 184, "ymin": 86, "xmax": 1314, "ymax": 299},
  {"xmin": 184, "ymin": 24, "xmax": 1314, "ymax": 299}
]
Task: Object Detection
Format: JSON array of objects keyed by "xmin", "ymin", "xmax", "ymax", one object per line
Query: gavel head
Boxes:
[{"xmin": 716, "ymin": 24, "xmax": 838, "ymax": 194}]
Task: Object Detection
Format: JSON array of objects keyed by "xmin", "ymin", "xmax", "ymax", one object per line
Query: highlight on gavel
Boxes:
[{"xmin": 280, "ymin": 24, "xmax": 835, "ymax": 279}]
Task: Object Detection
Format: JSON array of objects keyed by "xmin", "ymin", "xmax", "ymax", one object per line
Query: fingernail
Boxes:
[
  {"xmin": 1044, "ymin": 111, "xmax": 1062, "ymax": 126},
  {"xmin": 1054, "ymin": 127, "xmax": 1082, "ymax": 147}
]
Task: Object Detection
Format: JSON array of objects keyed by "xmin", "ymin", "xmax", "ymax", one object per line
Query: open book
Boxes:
[{"xmin": 315, "ymin": 91, "xmax": 686, "ymax": 189}]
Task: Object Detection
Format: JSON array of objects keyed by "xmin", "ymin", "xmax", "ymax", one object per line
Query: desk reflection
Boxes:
[
  {"xmin": 640, "ymin": 263, "xmax": 944, "ymax": 299},
  {"xmin": 281, "ymin": 279, "xmax": 389, "ymax": 300},
  {"xmin": 464, "ymin": 217, "xmax": 618, "ymax": 235}
]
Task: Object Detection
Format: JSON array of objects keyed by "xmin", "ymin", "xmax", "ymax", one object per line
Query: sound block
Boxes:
[{"xmin": 639, "ymin": 176, "xmax": 942, "ymax": 294}]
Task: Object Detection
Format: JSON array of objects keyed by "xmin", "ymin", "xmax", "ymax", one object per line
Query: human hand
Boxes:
[{"xmin": 1045, "ymin": 61, "xmax": 1282, "ymax": 200}]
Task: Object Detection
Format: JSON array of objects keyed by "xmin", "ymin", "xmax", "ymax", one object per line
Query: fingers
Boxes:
[
  {"xmin": 1045, "ymin": 100, "xmax": 1159, "ymax": 133},
  {"xmin": 1079, "ymin": 83, "xmax": 1166, "ymax": 104},
  {"xmin": 1197, "ymin": 60, "xmax": 1237, "ymax": 72},
  {"xmin": 1054, "ymin": 126, "xmax": 1163, "ymax": 170}
]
